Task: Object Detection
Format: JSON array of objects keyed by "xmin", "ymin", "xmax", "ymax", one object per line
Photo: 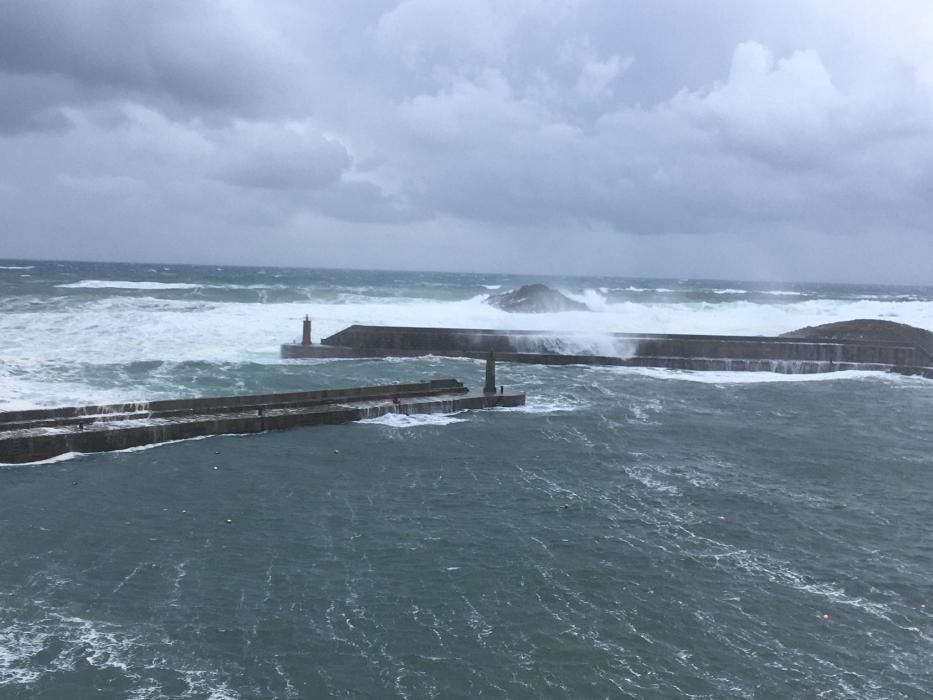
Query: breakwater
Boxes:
[
  {"xmin": 281, "ymin": 324, "xmax": 933, "ymax": 377},
  {"xmin": 0, "ymin": 379, "xmax": 525, "ymax": 465}
]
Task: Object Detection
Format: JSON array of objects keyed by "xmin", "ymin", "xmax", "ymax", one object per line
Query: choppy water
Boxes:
[{"xmin": 2, "ymin": 260, "xmax": 933, "ymax": 698}]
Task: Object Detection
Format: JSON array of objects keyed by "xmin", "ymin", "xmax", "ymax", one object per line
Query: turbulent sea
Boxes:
[{"xmin": 2, "ymin": 260, "xmax": 933, "ymax": 699}]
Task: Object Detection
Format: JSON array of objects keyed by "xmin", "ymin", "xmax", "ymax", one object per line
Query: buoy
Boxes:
[
  {"xmin": 334, "ymin": 449, "xmax": 340, "ymax": 454},
  {"xmin": 181, "ymin": 509, "xmax": 187, "ymax": 513},
  {"xmin": 821, "ymin": 613, "xmax": 830, "ymax": 622},
  {"xmin": 225, "ymin": 518, "xmax": 232, "ymax": 524},
  {"xmin": 718, "ymin": 516, "xmax": 726, "ymax": 521},
  {"xmin": 922, "ymin": 604, "xmax": 927, "ymax": 609},
  {"xmin": 212, "ymin": 466, "xmax": 219, "ymax": 470}
]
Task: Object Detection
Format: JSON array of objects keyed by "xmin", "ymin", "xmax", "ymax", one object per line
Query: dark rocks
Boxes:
[
  {"xmin": 486, "ymin": 284, "xmax": 589, "ymax": 313},
  {"xmin": 781, "ymin": 319, "xmax": 933, "ymax": 355}
]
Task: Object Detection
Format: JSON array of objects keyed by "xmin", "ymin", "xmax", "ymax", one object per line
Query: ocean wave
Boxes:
[
  {"xmin": 496, "ymin": 397, "xmax": 583, "ymax": 414},
  {"xmin": 0, "ymin": 266, "xmax": 34, "ymax": 270},
  {"xmin": 0, "ymin": 608, "xmax": 235, "ymax": 697},
  {"xmin": 356, "ymin": 413, "xmax": 467, "ymax": 428},
  {"xmin": 622, "ymin": 286, "xmax": 676, "ymax": 293},
  {"xmin": 4, "ymin": 282, "xmax": 933, "ymax": 407},
  {"xmin": 713, "ymin": 288, "xmax": 748, "ymax": 295},
  {"xmin": 563, "ymin": 288, "xmax": 608, "ymax": 311},
  {"xmin": 612, "ymin": 367, "xmax": 921, "ymax": 384},
  {"xmin": 57, "ymin": 280, "xmax": 203, "ymax": 290},
  {"xmin": 55, "ymin": 280, "xmax": 288, "ymax": 291}
]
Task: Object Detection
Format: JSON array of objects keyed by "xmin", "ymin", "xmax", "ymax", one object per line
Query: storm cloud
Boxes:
[{"xmin": 2, "ymin": 0, "xmax": 933, "ymax": 282}]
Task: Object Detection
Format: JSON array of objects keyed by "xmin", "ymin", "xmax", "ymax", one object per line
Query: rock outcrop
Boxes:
[
  {"xmin": 486, "ymin": 284, "xmax": 589, "ymax": 313},
  {"xmin": 782, "ymin": 319, "xmax": 933, "ymax": 355}
]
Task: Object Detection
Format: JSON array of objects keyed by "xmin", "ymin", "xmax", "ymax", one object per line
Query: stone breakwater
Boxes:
[
  {"xmin": 281, "ymin": 324, "xmax": 933, "ymax": 378},
  {"xmin": 0, "ymin": 379, "xmax": 525, "ymax": 465}
]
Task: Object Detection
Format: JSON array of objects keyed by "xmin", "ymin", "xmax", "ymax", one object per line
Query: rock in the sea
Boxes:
[
  {"xmin": 486, "ymin": 284, "xmax": 589, "ymax": 313},
  {"xmin": 782, "ymin": 319, "xmax": 933, "ymax": 355}
]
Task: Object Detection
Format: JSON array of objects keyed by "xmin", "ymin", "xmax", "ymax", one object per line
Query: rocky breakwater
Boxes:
[
  {"xmin": 781, "ymin": 319, "xmax": 933, "ymax": 355},
  {"xmin": 486, "ymin": 284, "xmax": 589, "ymax": 313}
]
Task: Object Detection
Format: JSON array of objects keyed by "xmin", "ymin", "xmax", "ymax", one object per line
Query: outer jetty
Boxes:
[
  {"xmin": 282, "ymin": 320, "xmax": 933, "ymax": 378},
  {"xmin": 0, "ymin": 379, "xmax": 525, "ymax": 465}
]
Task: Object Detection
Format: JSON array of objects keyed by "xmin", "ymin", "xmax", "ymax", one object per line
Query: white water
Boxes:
[
  {"xmin": 357, "ymin": 413, "xmax": 468, "ymax": 428},
  {"xmin": 3, "ymin": 281, "xmax": 933, "ymax": 410},
  {"xmin": 5, "ymin": 294, "xmax": 933, "ymax": 367},
  {"xmin": 56, "ymin": 280, "xmax": 285, "ymax": 291}
]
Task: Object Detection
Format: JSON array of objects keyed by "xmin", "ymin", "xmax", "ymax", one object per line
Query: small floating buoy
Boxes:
[
  {"xmin": 718, "ymin": 516, "xmax": 726, "ymax": 521},
  {"xmin": 225, "ymin": 518, "xmax": 232, "ymax": 524},
  {"xmin": 922, "ymin": 604, "xmax": 927, "ymax": 609},
  {"xmin": 181, "ymin": 509, "xmax": 187, "ymax": 514},
  {"xmin": 334, "ymin": 449, "xmax": 340, "ymax": 454},
  {"xmin": 821, "ymin": 613, "xmax": 830, "ymax": 622},
  {"xmin": 212, "ymin": 466, "xmax": 219, "ymax": 470}
]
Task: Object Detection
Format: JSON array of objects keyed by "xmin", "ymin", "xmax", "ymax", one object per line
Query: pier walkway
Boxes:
[{"xmin": 0, "ymin": 379, "xmax": 524, "ymax": 465}]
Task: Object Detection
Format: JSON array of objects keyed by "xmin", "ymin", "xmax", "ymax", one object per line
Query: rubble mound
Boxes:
[
  {"xmin": 486, "ymin": 284, "xmax": 589, "ymax": 313},
  {"xmin": 782, "ymin": 319, "xmax": 933, "ymax": 355}
]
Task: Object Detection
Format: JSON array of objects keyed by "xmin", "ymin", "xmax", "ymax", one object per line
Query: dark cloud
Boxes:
[
  {"xmin": 215, "ymin": 127, "xmax": 351, "ymax": 191},
  {"xmin": 1, "ymin": 1, "xmax": 933, "ymax": 282},
  {"xmin": 0, "ymin": 1, "xmax": 306, "ymax": 123}
]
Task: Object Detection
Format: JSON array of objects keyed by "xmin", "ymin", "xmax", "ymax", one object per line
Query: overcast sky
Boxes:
[{"xmin": 1, "ymin": 1, "xmax": 932, "ymax": 283}]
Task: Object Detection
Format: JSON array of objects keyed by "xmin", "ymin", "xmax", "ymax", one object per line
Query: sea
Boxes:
[{"xmin": 1, "ymin": 259, "xmax": 933, "ymax": 699}]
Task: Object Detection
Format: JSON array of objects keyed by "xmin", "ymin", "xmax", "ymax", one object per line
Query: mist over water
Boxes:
[{"xmin": 2, "ymin": 260, "xmax": 933, "ymax": 698}]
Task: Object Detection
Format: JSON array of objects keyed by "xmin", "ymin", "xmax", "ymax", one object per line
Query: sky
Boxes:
[{"xmin": 1, "ymin": 0, "xmax": 933, "ymax": 283}]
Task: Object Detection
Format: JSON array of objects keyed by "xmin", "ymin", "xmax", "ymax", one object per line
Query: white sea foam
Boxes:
[
  {"xmin": 563, "ymin": 288, "xmax": 608, "ymax": 311},
  {"xmin": 0, "ymin": 266, "xmax": 34, "ymax": 270},
  {"xmin": 713, "ymin": 288, "xmax": 748, "ymax": 295},
  {"xmin": 481, "ymin": 284, "xmax": 501, "ymax": 290},
  {"xmin": 0, "ymin": 612, "xmax": 135, "ymax": 687},
  {"xmin": 622, "ymin": 286, "xmax": 678, "ymax": 293},
  {"xmin": 55, "ymin": 280, "xmax": 285, "ymax": 291},
  {"xmin": 496, "ymin": 397, "xmax": 583, "ymax": 413},
  {"xmin": 0, "ymin": 451, "xmax": 85, "ymax": 467},
  {"xmin": 614, "ymin": 367, "xmax": 920, "ymax": 384},
  {"xmin": 57, "ymin": 280, "xmax": 204, "ymax": 290},
  {"xmin": 357, "ymin": 412, "xmax": 467, "ymax": 428},
  {"xmin": 4, "ymin": 282, "xmax": 933, "ymax": 408}
]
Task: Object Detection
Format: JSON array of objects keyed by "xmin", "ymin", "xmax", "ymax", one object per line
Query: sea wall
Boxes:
[
  {"xmin": 0, "ymin": 379, "xmax": 525, "ymax": 465},
  {"xmin": 281, "ymin": 325, "xmax": 933, "ymax": 377}
]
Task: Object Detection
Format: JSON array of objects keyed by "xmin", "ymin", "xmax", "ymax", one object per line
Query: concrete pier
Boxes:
[
  {"xmin": 0, "ymin": 379, "xmax": 525, "ymax": 465},
  {"xmin": 281, "ymin": 324, "xmax": 933, "ymax": 378}
]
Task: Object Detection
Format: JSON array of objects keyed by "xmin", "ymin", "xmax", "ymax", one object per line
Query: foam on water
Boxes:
[
  {"xmin": 357, "ymin": 413, "xmax": 467, "ymax": 428},
  {"xmin": 4, "ymin": 266, "xmax": 933, "ymax": 409},
  {"xmin": 57, "ymin": 280, "xmax": 205, "ymax": 290},
  {"xmin": 0, "ymin": 608, "xmax": 237, "ymax": 698},
  {"xmin": 612, "ymin": 367, "xmax": 922, "ymax": 384},
  {"xmin": 56, "ymin": 280, "xmax": 287, "ymax": 291},
  {"xmin": 496, "ymin": 396, "xmax": 584, "ymax": 413},
  {"xmin": 0, "ymin": 451, "xmax": 86, "ymax": 468}
]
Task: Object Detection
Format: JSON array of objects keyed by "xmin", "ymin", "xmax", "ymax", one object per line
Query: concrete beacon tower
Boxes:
[
  {"xmin": 484, "ymin": 350, "xmax": 496, "ymax": 393},
  {"xmin": 302, "ymin": 315, "xmax": 312, "ymax": 345}
]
